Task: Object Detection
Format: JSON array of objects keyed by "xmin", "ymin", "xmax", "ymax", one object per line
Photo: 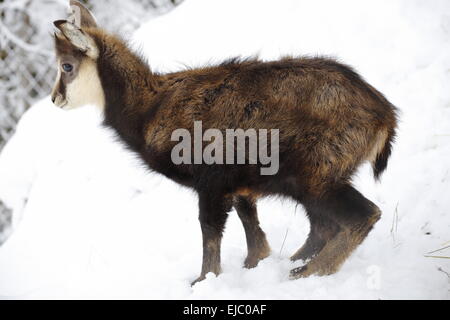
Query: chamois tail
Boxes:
[{"xmin": 371, "ymin": 127, "xmax": 396, "ymax": 181}]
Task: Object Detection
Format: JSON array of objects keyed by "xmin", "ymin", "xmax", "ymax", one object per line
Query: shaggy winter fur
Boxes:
[{"xmin": 52, "ymin": 1, "xmax": 397, "ymax": 284}]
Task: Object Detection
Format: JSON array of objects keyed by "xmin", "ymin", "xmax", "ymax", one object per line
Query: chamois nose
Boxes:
[{"xmin": 51, "ymin": 95, "xmax": 56, "ymax": 103}]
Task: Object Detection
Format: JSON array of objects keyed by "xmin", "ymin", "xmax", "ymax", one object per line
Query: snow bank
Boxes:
[{"xmin": 0, "ymin": 0, "xmax": 449, "ymax": 299}]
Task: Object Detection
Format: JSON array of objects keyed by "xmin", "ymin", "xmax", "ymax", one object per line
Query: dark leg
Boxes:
[
  {"xmin": 290, "ymin": 185, "xmax": 381, "ymax": 279},
  {"xmin": 192, "ymin": 192, "xmax": 231, "ymax": 286},
  {"xmin": 290, "ymin": 211, "xmax": 340, "ymax": 263},
  {"xmin": 234, "ymin": 196, "xmax": 271, "ymax": 268}
]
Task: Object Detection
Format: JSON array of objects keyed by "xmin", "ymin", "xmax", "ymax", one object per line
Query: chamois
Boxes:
[{"xmin": 51, "ymin": 1, "xmax": 397, "ymax": 285}]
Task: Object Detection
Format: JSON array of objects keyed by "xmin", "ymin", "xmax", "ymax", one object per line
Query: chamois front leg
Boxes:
[
  {"xmin": 233, "ymin": 196, "xmax": 270, "ymax": 268},
  {"xmin": 191, "ymin": 192, "xmax": 230, "ymax": 286}
]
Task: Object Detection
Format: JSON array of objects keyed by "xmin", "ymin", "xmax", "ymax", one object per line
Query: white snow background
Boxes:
[{"xmin": 0, "ymin": 0, "xmax": 449, "ymax": 299}]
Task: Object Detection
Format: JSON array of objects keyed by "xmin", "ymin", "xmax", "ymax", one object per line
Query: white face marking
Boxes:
[{"xmin": 64, "ymin": 58, "xmax": 105, "ymax": 111}]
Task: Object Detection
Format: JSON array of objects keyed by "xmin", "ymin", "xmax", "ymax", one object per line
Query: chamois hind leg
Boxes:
[
  {"xmin": 192, "ymin": 192, "xmax": 231, "ymax": 286},
  {"xmin": 233, "ymin": 196, "xmax": 271, "ymax": 268},
  {"xmin": 290, "ymin": 211, "xmax": 340, "ymax": 263},
  {"xmin": 290, "ymin": 185, "xmax": 381, "ymax": 279}
]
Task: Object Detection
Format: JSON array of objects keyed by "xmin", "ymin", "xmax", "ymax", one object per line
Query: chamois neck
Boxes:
[
  {"xmin": 92, "ymin": 31, "xmax": 159, "ymax": 151},
  {"xmin": 96, "ymin": 32, "xmax": 159, "ymax": 98}
]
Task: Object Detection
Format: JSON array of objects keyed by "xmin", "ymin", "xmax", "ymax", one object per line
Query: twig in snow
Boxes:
[
  {"xmin": 426, "ymin": 244, "xmax": 450, "ymax": 255},
  {"xmin": 279, "ymin": 229, "xmax": 289, "ymax": 257},
  {"xmin": 279, "ymin": 203, "xmax": 300, "ymax": 257},
  {"xmin": 390, "ymin": 202, "xmax": 399, "ymax": 244},
  {"xmin": 437, "ymin": 267, "xmax": 450, "ymax": 279}
]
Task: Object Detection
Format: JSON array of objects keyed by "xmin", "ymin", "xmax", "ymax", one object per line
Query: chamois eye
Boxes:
[{"xmin": 62, "ymin": 63, "xmax": 73, "ymax": 72}]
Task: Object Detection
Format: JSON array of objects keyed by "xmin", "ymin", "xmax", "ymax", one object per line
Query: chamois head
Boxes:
[{"xmin": 51, "ymin": 0, "xmax": 104, "ymax": 110}]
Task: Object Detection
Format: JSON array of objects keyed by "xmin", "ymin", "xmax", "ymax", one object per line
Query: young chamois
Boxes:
[{"xmin": 51, "ymin": 1, "xmax": 397, "ymax": 285}]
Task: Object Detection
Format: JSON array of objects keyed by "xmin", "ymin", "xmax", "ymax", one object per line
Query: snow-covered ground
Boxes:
[{"xmin": 0, "ymin": 0, "xmax": 449, "ymax": 299}]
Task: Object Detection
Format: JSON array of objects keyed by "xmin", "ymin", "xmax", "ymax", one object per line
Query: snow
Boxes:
[{"xmin": 0, "ymin": 0, "xmax": 449, "ymax": 299}]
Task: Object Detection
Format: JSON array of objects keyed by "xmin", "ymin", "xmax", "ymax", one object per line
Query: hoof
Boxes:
[
  {"xmin": 191, "ymin": 275, "xmax": 206, "ymax": 286},
  {"xmin": 289, "ymin": 265, "xmax": 311, "ymax": 280},
  {"xmin": 244, "ymin": 246, "xmax": 271, "ymax": 269},
  {"xmin": 244, "ymin": 256, "xmax": 260, "ymax": 269},
  {"xmin": 290, "ymin": 262, "xmax": 336, "ymax": 279}
]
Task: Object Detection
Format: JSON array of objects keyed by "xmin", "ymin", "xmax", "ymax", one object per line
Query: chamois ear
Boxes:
[
  {"xmin": 69, "ymin": 0, "xmax": 98, "ymax": 28},
  {"xmin": 53, "ymin": 20, "xmax": 99, "ymax": 59}
]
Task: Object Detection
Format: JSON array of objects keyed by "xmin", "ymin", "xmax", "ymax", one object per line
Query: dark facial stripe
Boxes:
[{"xmin": 59, "ymin": 75, "xmax": 66, "ymax": 100}]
